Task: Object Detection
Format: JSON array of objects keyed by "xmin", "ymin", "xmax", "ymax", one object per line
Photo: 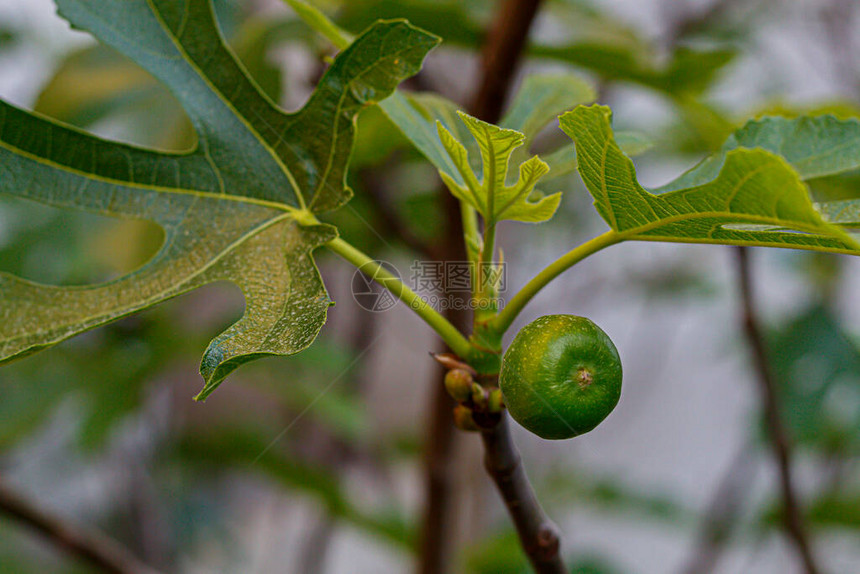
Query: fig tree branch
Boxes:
[
  {"xmin": 678, "ymin": 442, "xmax": 757, "ymax": 574},
  {"xmin": 480, "ymin": 415, "xmax": 566, "ymax": 574},
  {"xmin": 734, "ymin": 247, "xmax": 821, "ymax": 574},
  {"xmin": 0, "ymin": 480, "xmax": 161, "ymax": 574}
]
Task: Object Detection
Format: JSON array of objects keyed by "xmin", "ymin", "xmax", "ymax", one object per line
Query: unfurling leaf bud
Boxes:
[
  {"xmin": 453, "ymin": 404, "xmax": 480, "ymax": 432},
  {"xmin": 488, "ymin": 388, "xmax": 504, "ymax": 413},
  {"xmin": 471, "ymin": 383, "xmax": 488, "ymax": 409},
  {"xmin": 444, "ymin": 368, "xmax": 474, "ymax": 402}
]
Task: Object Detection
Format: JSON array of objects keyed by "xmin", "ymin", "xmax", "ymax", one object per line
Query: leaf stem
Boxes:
[
  {"xmin": 462, "ymin": 203, "xmax": 480, "ymax": 262},
  {"xmin": 463, "ymin": 202, "xmax": 482, "ymax": 305},
  {"xmin": 282, "ymin": 0, "xmax": 351, "ymax": 50},
  {"xmin": 492, "ymin": 230, "xmax": 621, "ymax": 333},
  {"xmin": 481, "ymin": 222, "xmax": 497, "ymax": 267},
  {"xmin": 477, "ymin": 220, "xmax": 498, "ymax": 310},
  {"xmin": 325, "ymin": 237, "xmax": 472, "ymax": 359}
]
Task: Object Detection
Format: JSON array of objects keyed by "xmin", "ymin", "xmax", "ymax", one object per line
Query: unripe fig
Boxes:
[
  {"xmin": 444, "ymin": 368, "xmax": 474, "ymax": 402},
  {"xmin": 500, "ymin": 315, "xmax": 622, "ymax": 440}
]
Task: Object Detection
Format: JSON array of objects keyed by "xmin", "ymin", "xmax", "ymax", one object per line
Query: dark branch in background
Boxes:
[
  {"xmin": 360, "ymin": 167, "xmax": 439, "ymax": 259},
  {"xmin": 734, "ymin": 247, "xmax": 822, "ymax": 574},
  {"xmin": 418, "ymin": 372, "xmax": 459, "ymax": 574},
  {"xmin": 416, "ymin": 84, "xmax": 472, "ymax": 574},
  {"xmin": 0, "ymin": 480, "xmax": 161, "ymax": 574},
  {"xmin": 296, "ymin": 307, "xmax": 384, "ymax": 573},
  {"xmin": 418, "ymin": 1, "xmax": 546, "ymax": 572},
  {"xmin": 418, "ymin": 360, "xmax": 461, "ymax": 574},
  {"xmin": 662, "ymin": 0, "xmax": 741, "ymax": 49},
  {"xmin": 678, "ymin": 443, "xmax": 757, "ymax": 574},
  {"xmin": 298, "ymin": 515, "xmax": 336, "ymax": 574},
  {"xmin": 470, "ymin": 0, "xmax": 543, "ymax": 121}
]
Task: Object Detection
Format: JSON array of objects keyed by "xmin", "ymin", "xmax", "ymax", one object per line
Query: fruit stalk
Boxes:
[{"xmin": 480, "ymin": 414, "xmax": 566, "ymax": 574}]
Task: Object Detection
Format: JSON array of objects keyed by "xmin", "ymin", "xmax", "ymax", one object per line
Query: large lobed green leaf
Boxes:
[
  {"xmin": 561, "ymin": 105, "xmax": 860, "ymax": 254},
  {"xmin": 0, "ymin": 0, "xmax": 438, "ymax": 399},
  {"xmin": 657, "ymin": 113, "xmax": 860, "ymax": 191}
]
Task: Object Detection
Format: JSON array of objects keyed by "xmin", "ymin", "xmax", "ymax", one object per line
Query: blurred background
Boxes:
[{"xmin": 0, "ymin": 0, "xmax": 859, "ymax": 573}]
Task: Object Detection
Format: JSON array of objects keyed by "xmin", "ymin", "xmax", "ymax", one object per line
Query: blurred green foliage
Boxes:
[{"xmin": 0, "ymin": 0, "xmax": 858, "ymax": 572}]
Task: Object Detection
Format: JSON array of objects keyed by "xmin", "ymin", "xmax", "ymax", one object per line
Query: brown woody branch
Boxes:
[
  {"xmin": 470, "ymin": 0, "xmax": 543, "ymax": 120},
  {"xmin": 481, "ymin": 415, "xmax": 566, "ymax": 574},
  {"xmin": 734, "ymin": 247, "xmax": 821, "ymax": 574},
  {"xmin": 0, "ymin": 480, "xmax": 161, "ymax": 574}
]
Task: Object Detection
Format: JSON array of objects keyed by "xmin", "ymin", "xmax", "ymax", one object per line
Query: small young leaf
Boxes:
[
  {"xmin": 560, "ymin": 105, "xmax": 860, "ymax": 254},
  {"xmin": 437, "ymin": 112, "xmax": 561, "ymax": 225},
  {"xmin": 379, "ymin": 73, "xmax": 594, "ymax": 188}
]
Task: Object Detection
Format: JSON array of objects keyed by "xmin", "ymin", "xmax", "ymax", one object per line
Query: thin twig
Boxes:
[
  {"xmin": 734, "ymin": 247, "xmax": 821, "ymax": 574},
  {"xmin": 298, "ymin": 514, "xmax": 336, "ymax": 574},
  {"xmin": 480, "ymin": 415, "xmax": 566, "ymax": 574},
  {"xmin": 678, "ymin": 442, "xmax": 757, "ymax": 574},
  {"xmin": 0, "ymin": 480, "xmax": 161, "ymax": 574}
]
